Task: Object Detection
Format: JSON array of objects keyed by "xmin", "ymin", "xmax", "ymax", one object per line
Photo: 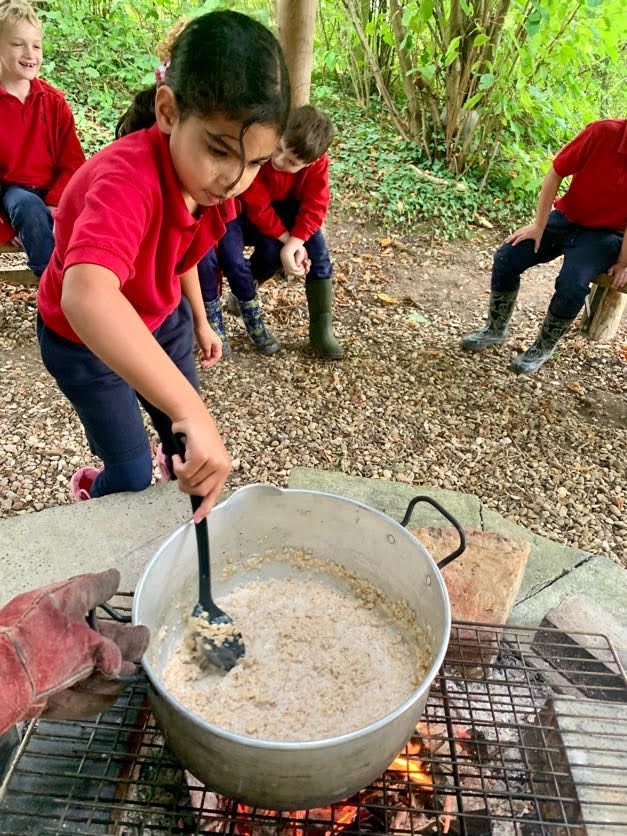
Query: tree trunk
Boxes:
[
  {"xmin": 278, "ymin": 0, "xmax": 317, "ymax": 107},
  {"xmin": 580, "ymin": 275, "xmax": 627, "ymax": 342}
]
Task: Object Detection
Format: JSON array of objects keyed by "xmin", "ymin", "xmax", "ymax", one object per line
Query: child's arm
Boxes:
[
  {"xmin": 240, "ymin": 176, "xmax": 288, "ymax": 240},
  {"xmin": 180, "ymin": 266, "xmax": 222, "ymax": 368},
  {"xmin": 506, "ymin": 166, "xmax": 562, "ymax": 253},
  {"xmin": 45, "ymin": 100, "xmax": 86, "ymax": 207},
  {"xmin": 61, "ymin": 264, "xmax": 231, "ymax": 519},
  {"xmin": 290, "ymin": 155, "xmax": 331, "ymax": 242}
]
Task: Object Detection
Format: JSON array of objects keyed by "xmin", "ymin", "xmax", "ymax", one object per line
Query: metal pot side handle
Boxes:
[
  {"xmin": 86, "ymin": 604, "xmax": 141, "ymax": 686},
  {"xmin": 399, "ymin": 495, "xmax": 466, "ymax": 568}
]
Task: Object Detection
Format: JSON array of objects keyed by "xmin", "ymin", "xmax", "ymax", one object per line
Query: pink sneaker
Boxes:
[
  {"xmin": 155, "ymin": 443, "xmax": 173, "ymax": 482},
  {"xmin": 70, "ymin": 466, "xmax": 104, "ymax": 501}
]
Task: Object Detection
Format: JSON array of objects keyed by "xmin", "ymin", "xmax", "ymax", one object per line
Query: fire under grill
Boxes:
[{"xmin": 1, "ymin": 604, "xmax": 626, "ymax": 836}]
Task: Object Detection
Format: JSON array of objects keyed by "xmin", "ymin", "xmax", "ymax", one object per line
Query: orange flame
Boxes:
[{"xmin": 388, "ymin": 755, "xmax": 433, "ymax": 788}]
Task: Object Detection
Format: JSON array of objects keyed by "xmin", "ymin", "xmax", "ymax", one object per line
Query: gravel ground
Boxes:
[{"xmin": 1, "ymin": 218, "xmax": 625, "ymax": 567}]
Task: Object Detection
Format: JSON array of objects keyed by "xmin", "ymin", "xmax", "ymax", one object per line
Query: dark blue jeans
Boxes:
[
  {"xmin": 199, "ymin": 201, "xmax": 333, "ymax": 304},
  {"xmin": 37, "ymin": 299, "xmax": 198, "ymax": 497},
  {"xmin": 492, "ymin": 210, "xmax": 623, "ymax": 319},
  {"xmin": 1, "ymin": 185, "xmax": 54, "ymax": 277},
  {"xmin": 197, "ymin": 247, "xmax": 220, "ymax": 304}
]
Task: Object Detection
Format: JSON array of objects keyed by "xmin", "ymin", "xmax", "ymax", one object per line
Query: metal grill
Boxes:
[{"xmin": 1, "ymin": 602, "xmax": 626, "ymax": 836}]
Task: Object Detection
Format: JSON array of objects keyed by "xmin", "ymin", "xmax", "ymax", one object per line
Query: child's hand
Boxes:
[
  {"xmin": 280, "ymin": 237, "xmax": 308, "ymax": 277},
  {"xmin": 608, "ymin": 260, "xmax": 627, "ymax": 289},
  {"xmin": 506, "ymin": 222, "xmax": 544, "ymax": 253},
  {"xmin": 195, "ymin": 321, "xmax": 223, "ymax": 368},
  {"xmin": 171, "ymin": 411, "xmax": 232, "ymax": 522}
]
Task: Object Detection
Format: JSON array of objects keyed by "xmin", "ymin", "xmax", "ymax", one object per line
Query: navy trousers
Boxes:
[
  {"xmin": 1, "ymin": 185, "xmax": 54, "ymax": 277},
  {"xmin": 492, "ymin": 210, "xmax": 623, "ymax": 319},
  {"xmin": 37, "ymin": 299, "xmax": 198, "ymax": 497},
  {"xmin": 197, "ymin": 246, "xmax": 220, "ymax": 304},
  {"xmin": 199, "ymin": 200, "xmax": 333, "ymax": 304}
]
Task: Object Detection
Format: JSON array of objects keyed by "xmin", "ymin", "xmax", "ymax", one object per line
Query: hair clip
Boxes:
[{"xmin": 154, "ymin": 59, "xmax": 171, "ymax": 86}]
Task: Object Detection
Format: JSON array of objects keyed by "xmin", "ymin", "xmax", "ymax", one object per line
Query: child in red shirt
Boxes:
[
  {"xmin": 462, "ymin": 119, "xmax": 627, "ymax": 374},
  {"xmin": 0, "ymin": 0, "xmax": 85, "ymax": 277},
  {"xmin": 200, "ymin": 105, "xmax": 343, "ymax": 359},
  {"xmin": 36, "ymin": 11, "xmax": 290, "ymax": 520}
]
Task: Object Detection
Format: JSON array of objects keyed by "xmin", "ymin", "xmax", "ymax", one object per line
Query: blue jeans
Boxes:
[
  {"xmin": 37, "ymin": 299, "xmax": 198, "ymax": 497},
  {"xmin": 1, "ymin": 185, "xmax": 54, "ymax": 277},
  {"xmin": 492, "ymin": 210, "xmax": 623, "ymax": 319},
  {"xmin": 197, "ymin": 247, "xmax": 220, "ymax": 304},
  {"xmin": 200, "ymin": 201, "xmax": 333, "ymax": 304}
]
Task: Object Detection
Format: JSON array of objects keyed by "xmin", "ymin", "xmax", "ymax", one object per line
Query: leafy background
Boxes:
[{"xmin": 38, "ymin": 0, "xmax": 626, "ymax": 238}]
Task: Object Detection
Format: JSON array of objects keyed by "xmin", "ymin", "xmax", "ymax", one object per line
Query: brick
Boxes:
[{"xmin": 410, "ymin": 526, "xmax": 530, "ymax": 667}]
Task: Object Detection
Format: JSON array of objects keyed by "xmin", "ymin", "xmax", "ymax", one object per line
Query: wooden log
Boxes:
[
  {"xmin": 0, "ymin": 242, "xmax": 22, "ymax": 253},
  {"xmin": 580, "ymin": 273, "xmax": 627, "ymax": 341},
  {"xmin": 0, "ymin": 264, "xmax": 38, "ymax": 286}
]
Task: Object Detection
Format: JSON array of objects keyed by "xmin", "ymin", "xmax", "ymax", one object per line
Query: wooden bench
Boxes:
[
  {"xmin": 0, "ymin": 242, "xmax": 38, "ymax": 286},
  {"xmin": 580, "ymin": 272, "xmax": 626, "ymax": 341}
]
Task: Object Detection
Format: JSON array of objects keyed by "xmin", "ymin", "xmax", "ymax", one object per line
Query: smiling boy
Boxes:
[{"xmin": 0, "ymin": 0, "xmax": 85, "ymax": 277}]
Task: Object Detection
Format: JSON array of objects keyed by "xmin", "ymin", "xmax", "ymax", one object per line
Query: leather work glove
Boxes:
[{"xmin": 0, "ymin": 569, "xmax": 149, "ymax": 734}]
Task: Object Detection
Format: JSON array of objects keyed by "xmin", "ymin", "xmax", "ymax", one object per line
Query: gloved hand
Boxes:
[{"xmin": 0, "ymin": 569, "xmax": 150, "ymax": 734}]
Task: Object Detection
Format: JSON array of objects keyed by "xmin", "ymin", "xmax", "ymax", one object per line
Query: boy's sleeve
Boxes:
[
  {"xmin": 552, "ymin": 122, "xmax": 599, "ymax": 179},
  {"xmin": 45, "ymin": 98, "xmax": 86, "ymax": 207},
  {"xmin": 241, "ymin": 174, "xmax": 288, "ymax": 239},
  {"xmin": 291, "ymin": 155, "xmax": 330, "ymax": 242}
]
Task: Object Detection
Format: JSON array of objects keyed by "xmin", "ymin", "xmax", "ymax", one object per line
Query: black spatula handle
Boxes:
[{"xmin": 172, "ymin": 433, "xmax": 213, "ymax": 612}]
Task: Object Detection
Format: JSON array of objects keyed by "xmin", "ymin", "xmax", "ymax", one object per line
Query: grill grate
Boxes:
[{"xmin": 1, "ymin": 601, "xmax": 626, "ymax": 835}]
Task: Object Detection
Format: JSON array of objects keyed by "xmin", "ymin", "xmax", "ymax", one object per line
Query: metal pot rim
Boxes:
[{"xmin": 133, "ymin": 484, "xmax": 452, "ymax": 750}]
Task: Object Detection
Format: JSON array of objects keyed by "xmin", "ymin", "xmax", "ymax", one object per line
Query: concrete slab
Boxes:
[
  {"xmin": 511, "ymin": 554, "xmax": 627, "ymax": 628},
  {"xmin": 288, "ymin": 467, "xmax": 483, "ymax": 530},
  {"xmin": 2, "ymin": 466, "xmax": 625, "ymax": 635},
  {"xmin": 0, "ymin": 483, "xmax": 192, "ymax": 606}
]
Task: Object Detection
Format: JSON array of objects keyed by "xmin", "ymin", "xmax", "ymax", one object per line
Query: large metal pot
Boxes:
[{"xmin": 132, "ymin": 484, "xmax": 465, "ymax": 811}]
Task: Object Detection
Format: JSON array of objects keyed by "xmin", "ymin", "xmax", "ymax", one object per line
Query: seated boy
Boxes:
[
  {"xmin": 461, "ymin": 118, "xmax": 626, "ymax": 374},
  {"xmin": 203, "ymin": 105, "xmax": 343, "ymax": 359},
  {"xmin": 0, "ymin": 0, "xmax": 85, "ymax": 277}
]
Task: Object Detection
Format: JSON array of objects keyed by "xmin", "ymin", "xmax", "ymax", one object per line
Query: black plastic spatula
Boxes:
[{"xmin": 173, "ymin": 436, "xmax": 245, "ymax": 672}]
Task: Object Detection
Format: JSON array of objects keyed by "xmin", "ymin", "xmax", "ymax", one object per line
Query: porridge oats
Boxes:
[{"xmin": 162, "ymin": 572, "xmax": 431, "ymax": 741}]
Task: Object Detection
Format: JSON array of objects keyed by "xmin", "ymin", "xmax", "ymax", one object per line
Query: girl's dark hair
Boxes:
[{"xmin": 116, "ymin": 11, "xmax": 290, "ymax": 139}]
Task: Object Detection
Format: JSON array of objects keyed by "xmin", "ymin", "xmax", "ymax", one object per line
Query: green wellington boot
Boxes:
[
  {"xmin": 460, "ymin": 290, "xmax": 518, "ymax": 353},
  {"xmin": 305, "ymin": 280, "xmax": 343, "ymax": 359},
  {"xmin": 510, "ymin": 311, "xmax": 574, "ymax": 375},
  {"xmin": 240, "ymin": 296, "xmax": 280, "ymax": 355},
  {"xmin": 204, "ymin": 297, "xmax": 231, "ymax": 357}
]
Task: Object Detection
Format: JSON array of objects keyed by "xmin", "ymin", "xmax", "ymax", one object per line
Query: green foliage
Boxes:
[
  {"xmin": 31, "ymin": 0, "xmax": 627, "ymax": 238},
  {"xmin": 38, "ymin": 0, "xmax": 274, "ymax": 154},
  {"xmin": 317, "ymin": 91, "xmax": 521, "ymax": 239}
]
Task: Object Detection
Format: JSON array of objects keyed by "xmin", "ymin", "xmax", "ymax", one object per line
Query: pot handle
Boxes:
[
  {"xmin": 86, "ymin": 605, "xmax": 139, "ymax": 685},
  {"xmin": 88, "ymin": 603, "xmax": 132, "ymax": 624},
  {"xmin": 399, "ymin": 495, "xmax": 466, "ymax": 568}
]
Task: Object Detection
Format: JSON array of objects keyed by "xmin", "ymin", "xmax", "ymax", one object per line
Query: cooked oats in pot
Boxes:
[{"xmin": 161, "ymin": 568, "xmax": 432, "ymax": 741}]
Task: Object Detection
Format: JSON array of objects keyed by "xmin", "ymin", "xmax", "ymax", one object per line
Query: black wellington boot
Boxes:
[
  {"xmin": 510, "ymin": 311, "xmax": 573, "ymax": 375},
  {"xmin": 460, "ymin": 290, "xmax": 518, "ymax": 353}
]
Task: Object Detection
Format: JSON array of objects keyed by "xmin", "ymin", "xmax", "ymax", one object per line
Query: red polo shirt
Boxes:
[
  {"xmin": 241, "ymin": 154, "xmax": 330, "ymax": 241},
  {"xmin": 38, "ymin": 123, "xmax": 236, "ymax": 343},
  {"xmin": 553, "ymin": 119, "xmax": 627, "ymax": 232},
  {"xmin": 0, "ymin": 77, "xmax": 85, "ymax": 242}
]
